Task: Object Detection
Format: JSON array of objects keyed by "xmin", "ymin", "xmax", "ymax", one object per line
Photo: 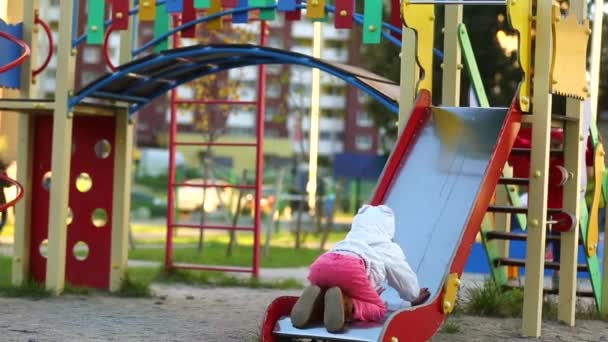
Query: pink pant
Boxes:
[{"xmin": 308, "ymin": 252, "xmax": 386, "ymax": 322}]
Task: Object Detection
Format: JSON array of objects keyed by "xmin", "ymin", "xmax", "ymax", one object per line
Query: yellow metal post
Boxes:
[
  {"xmin": 45, "ymin": 0, "xmax": 77, "ymax": 295},
  {"xmin": 110, "ymin": 1, "xmax": 135, "ymax": 292},
  {"xmin": 441, "ymin": 5, "xmax": 462, "ymax": 107},
  {"xmin": 307, "ymin": 21, "xmax": 322, "ymax": 213},
  {"xmin": 9, "ymin": 0, "xmax": 39, "ymax": 286},
  {"xmin": 110, "ymin": 108, "xmax": 133, "ymax": 292},
  {"xmin": 556, "ymin": 0, "xmax": 586, "ymax": 325},
  {"xmin": 521, "ymin": 0, "xmax": 553, "ymax": 336},
  {"xmin": 398, "ymin": 28, "xmax": 418, "ymax": 133}
]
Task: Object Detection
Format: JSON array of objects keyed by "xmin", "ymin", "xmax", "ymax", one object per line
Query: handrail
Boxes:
[
  {"xmin": 0, "ymin": 174, "xmax": 25, "ymax": 212},
  {"xmin": 32, "ymin": 12, "xmax": 54, "ymax": 78},
  {"xmin": 0, "ymin": 31, "xmax": 31, "ymax": 74},
  {"xmin": 103, "ymin": 26, "xmax": 118, "ymax": 71}
]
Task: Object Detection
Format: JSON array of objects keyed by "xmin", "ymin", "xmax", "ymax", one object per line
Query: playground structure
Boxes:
[{"xmin": 0, "ymin": 0, "xmax": 605, "ymax": 342}]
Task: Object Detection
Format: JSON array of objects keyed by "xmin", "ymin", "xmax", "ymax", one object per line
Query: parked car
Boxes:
[{"xmin": 131, "ymin": 189, "xmax": 167, "ymax": 219}]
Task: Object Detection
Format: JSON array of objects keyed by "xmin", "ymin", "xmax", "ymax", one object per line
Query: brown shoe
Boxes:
[
  {"xmin": 290, "ymin": 285, "xmax": 324, "ymax": 329},
  {"xmin": 323, "ymin": 287, "xmax": 353, "ymax": 333}
]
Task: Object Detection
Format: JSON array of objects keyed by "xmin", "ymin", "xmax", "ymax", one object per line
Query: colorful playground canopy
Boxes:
[{"xmin": 74, "ymin": 44, "xmax": 400, "ymax": 114}]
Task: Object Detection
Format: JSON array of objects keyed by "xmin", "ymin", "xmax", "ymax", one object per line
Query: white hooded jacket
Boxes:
[{"xmin": 330, "ymin": 204, "xmax": 421, "ymax": 302}]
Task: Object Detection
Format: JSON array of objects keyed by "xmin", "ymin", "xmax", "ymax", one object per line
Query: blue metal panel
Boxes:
[
  {"xmin": 333, "ymin": 153, "xmax": 388, "ymax": 181},
  {"xmin": 166, "ymin": 0, "xmax": 184, "ymax": 12},
  {"xmin": 0, "ymin": 20, "xmax": 24, "ymax": 89},
  {"xmin": 232, "ymin": 0, "xmax": 250, "ymax": 23}
]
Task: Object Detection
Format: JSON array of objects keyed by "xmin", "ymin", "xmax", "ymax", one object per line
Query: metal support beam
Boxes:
[
  {"xmin": 110, "ymin": 0, "xmax": 136, "ymax": 292},
  {"xmin": 45, "ymin": 0, "xmax": 77, "ymax": 295},
  {"xmin": 556, "ymin": 0, "xmax": 586, "ymax": 325},
  {"xmin": 398, "ymin": 27, "xmax": 418, "ymax": 133},
  {"xmin": 10, "ymin": 0, "xmax": 39, "ymax": 286},
  {"xmin": 441, "ymin": 5, "xmax": 462, "ymax": 106},
  {"xmin": 307, "ymin": 21, "xmax": 322, "ymax": 214},
  {"xmin": 522, "ymin": 0, "xmax": 553, "ymax": 336}
]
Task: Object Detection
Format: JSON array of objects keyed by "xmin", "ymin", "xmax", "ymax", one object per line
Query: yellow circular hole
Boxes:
[{"xmin": 75, "ymin": 172, "xmax": 93, "ymax": 192}]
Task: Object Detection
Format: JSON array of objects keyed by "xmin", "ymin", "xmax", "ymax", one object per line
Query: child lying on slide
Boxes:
[{"xmin": 290, "ymin": 204, "xmax": 430, "ymax": 333}]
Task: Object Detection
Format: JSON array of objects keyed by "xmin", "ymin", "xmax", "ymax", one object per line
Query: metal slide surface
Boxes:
[{"xmin": 273, "ymin": 97, "xmax": 520, "ymax": 341}]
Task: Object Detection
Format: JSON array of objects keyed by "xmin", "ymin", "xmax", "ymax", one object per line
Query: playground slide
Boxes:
[{"xmin": 261, "ymin": 90, "xmax": 522, "ymax": 342}]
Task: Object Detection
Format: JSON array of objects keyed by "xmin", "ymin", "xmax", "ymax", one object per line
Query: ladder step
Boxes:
[
  {"xmin": 552, "ymin": 114, "xmax": 578, "ymax": 122},
  {"xmin": 487, "ymin": 205, "xmax": 562, "ymax": 215},
  {"xmin": 484, "ymin": 231, "xmax": 582, "ymax": 244},
  {"xmin": 510, "ymin": 147, "xmax": 563, "ymax": 155},
  {"xmin": 503, "ymin": 285, "xmax": 595, "ymax": 298},
  {"xmin": 175, "ymin": 99, "xmax": 257, "ymax": 105},
  {"xmin": 498, "ymin": 177, "xmax": 529, "ymax": 185},
  {"xmin": 170, "ymin": 223, "xmax": 254, "ymax": 231},
  {"xmin": 174, "ymin": 141, "xmax": 258, "ymax": 147},
  {"xmin": 172, "ymin": 182, "xmax": 255, "ymax": 190},
  {"xmin": 493, "ymin": 257, "xmax": 589, "ymax": 272},
  {"xmin": 171, "ymin": 262, "xmax": 253, "ymax": 273}
]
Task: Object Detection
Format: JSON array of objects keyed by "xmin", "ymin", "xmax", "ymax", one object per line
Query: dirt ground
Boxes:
[{"xmin": 1, "ymin": 284, "xmax": 607, "ymax": 342}]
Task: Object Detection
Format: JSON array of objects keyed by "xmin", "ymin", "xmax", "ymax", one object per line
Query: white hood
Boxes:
[{"xmin": 330, "ymin": 204, "xmax": 421, "ymax": 302}]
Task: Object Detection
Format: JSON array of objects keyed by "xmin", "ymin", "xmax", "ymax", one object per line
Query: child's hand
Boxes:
[{"xmin": 411, "ymin": 288, "xmax": 430, "ymax": 306}]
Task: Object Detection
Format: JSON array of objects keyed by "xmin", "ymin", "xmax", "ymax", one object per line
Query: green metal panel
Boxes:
[
  {"xmin": 362, "ymin": 0, "xmax": 381, "ymax": 44},
  {"xmin": 194, "ymin": 0, "xmax": 211, "ymax": 8},
  {"xmin": 154, "ymin": 4, "xmax": 171, "ymax": 53},
  {"xmin": 86, "ymin": 0, "xmax": 105, "ymax": 45},
  {"xmin": 578, "ymin": 203, "xmax": 603, "ymax": 310},
  {"xmin": 249, "ymin": 0, "xmax": 266, "ymax": 7},
  {"xmin": 457, "ymin": 24, "xmax": 489, "ymax": 107},
  {"xmin": 481, "ymin": 216, "xmax": 508, "ymax": 286},
  {"xmin": 260, "ymin": 0, "xmax": 276, "ymax": 20}
]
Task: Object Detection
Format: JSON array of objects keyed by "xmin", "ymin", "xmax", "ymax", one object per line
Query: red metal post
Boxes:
[
  {"xmin": 165, "ymin": 15, "xmax": 182, "ymax": 273},
  {"xmin": 253, "ymin": 20, "xmax": 268, "ymax": 279}
]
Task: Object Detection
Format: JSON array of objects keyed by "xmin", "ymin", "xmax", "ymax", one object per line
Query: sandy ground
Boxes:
[{"xmin": 1, "ymin": 283, "xmax": 607, "ymax": 342}]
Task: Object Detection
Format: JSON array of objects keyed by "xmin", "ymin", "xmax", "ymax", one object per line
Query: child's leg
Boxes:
[
  {"xmin": 309, "ymin": 253, "xmax": 386, "ymax": 322},
  {"xmin": 342, "ymin": 272, "xmax": 386, "ymax": 322}
]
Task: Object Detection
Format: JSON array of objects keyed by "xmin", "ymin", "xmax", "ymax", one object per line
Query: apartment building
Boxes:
[{"xmin": 34, "ymin": 3, "xmax": 380, "ymax": 157}]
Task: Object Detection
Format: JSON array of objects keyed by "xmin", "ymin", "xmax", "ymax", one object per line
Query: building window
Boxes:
[
  {"xmin": 82, "ymin": 47, "xmax": 100, "ymax": 64},
  {"xmin": 357, "ymin": 112, "xmax": 373, "ymax": 127},
  {"xmin": 355, "ymin": 134, "xmax": 373, "ymax": 151},
  {"xmin": 267, "ymin": 83, "xmax": 281, "ymax": 98}
]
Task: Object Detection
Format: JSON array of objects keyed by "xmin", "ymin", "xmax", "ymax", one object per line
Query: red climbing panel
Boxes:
[{"xmin": 30, "ymin": 115, "xmax": 115, "ymax": 289}]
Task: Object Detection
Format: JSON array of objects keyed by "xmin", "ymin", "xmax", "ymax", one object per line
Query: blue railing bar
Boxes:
[
  {"xmin": 98, "ymin": 47, "xmax": 399, "ymax": 114},
  {"xmin": 92, "ymin": 91, "xmax": 150, "ymax": 103},
  {"xmin": 122, "ymin": 56, "xmax": 278, "ymax": 95}
]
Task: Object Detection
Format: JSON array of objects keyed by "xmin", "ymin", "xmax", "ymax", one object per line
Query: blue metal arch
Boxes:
[{"xmin": 72, "ymin": 44, "xmax": 400, "ymax": 115}]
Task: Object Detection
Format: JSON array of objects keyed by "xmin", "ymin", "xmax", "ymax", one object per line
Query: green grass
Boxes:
[
  {"xmin": 129, "ymin": 241, "xmax": 324, "ymax": 268},
  {"xmin": 464, "ymin": 280, "xmax": 524, "ymax": 318},
  {"xmin": 463, "ymin": 279, "xmax": 608, "ymax": 322},
  {"xmin": 440, "ymin": 321, "xmax": 461, "ymax": 334},
  {"xmin": 131, "ymin": 223, "xmax": 348, "ymax": 245},
  {"xmin": 0, "ymin": 256, "xmax": 50, "ymax": 298},
  {"xmin": 128, "ymin": 266, "xmax": 303, "ymax": 290}
]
